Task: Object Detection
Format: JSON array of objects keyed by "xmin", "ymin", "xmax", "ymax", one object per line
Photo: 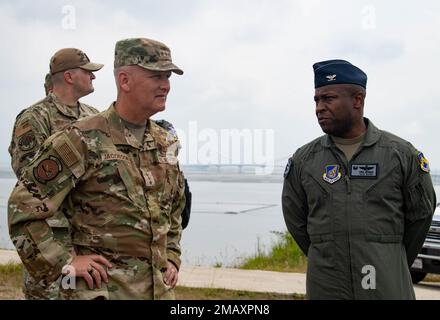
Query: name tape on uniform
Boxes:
[{"xmin": 350, "ymin": 164, "xmax": 378, "ymax": 179}]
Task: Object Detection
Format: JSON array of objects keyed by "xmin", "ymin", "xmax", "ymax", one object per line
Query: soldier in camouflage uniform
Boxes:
[
  {"xmin": 8, "ymin": 48, "xmax": 103, "ymax": 299},
  {"xmin": 44, "ymin": 73, "xmax": 53, "ymax": 96},
  {"xmin": 8, "ymin": 38, "xmax": 186, "ymax": 300}
]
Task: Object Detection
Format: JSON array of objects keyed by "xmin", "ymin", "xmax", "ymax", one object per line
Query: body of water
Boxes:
[
  {"xmin": 3, "ymin": 175, "xmax": 437, "ymax": 267},
  {"xmin": 0, "ymin": 177, "xmax": 286, "ymax": 267}
]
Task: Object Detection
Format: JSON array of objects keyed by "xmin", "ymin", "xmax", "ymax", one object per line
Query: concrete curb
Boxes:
[{"xmin": 179, "ymin": 265, "xmax": 306, "ymax": 295}]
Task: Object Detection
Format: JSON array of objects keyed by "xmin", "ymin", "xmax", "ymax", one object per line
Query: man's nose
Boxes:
[
  {"xmin": 315, "ymin": 100, "xmax": 326, "ymax": 114},
  {"xmin": 160, "ymin": 78, "xmax": 170, "ymax": 91},
  {"xmin": 90, "ymin": 73, "xmax": 96, "ymax": 80}
]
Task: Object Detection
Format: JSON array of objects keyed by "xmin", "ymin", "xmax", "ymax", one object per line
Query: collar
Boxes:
[
  {"xmin": 321, "ymin": 118, "xmax": 381, "ymax": 148},
  {"xmin": 104, "ymin": 103, "xmax": 157, "ymax": 150},
  {"xmin": 48, "ymin": 92, "xmax": 85, "ymax": 119}
]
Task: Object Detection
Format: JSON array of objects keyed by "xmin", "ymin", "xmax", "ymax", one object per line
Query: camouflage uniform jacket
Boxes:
[
  {"xmin": 8, "ymin": 104, "xmax": 185, "ymax": 299},
  {"xmin": 9, "ymin": 92, "xmax": 99, "ymax": 229},
  {"xmin": 9, "ymin": 92, "xmax": 99, "ymax": 178},
  {"xmin": 8, "ymin": 93, "xmax": 99, "ymax": 299}
]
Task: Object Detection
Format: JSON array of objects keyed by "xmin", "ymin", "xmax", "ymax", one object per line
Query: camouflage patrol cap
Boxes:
[
  {"xmin": 114, "ymin": 38, "xmax": 183, "ymax": 75},
  {"xmin": 50, "ymin": 48, "xmax": 104, "ymax": 75}
]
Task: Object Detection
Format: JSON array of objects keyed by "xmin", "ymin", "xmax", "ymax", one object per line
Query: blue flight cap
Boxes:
[{"xmin": 313, "ymin": 59, "xmax": 367, "ymax": 89}]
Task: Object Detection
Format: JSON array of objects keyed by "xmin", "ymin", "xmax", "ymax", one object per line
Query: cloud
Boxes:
[{"xmin": 0, "ymin": 0, "xmax": 439, "ymax": 168}]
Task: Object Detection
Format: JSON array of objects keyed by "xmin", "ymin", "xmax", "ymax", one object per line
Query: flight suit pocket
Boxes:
[
  {"xmin": 363, "ymin": 164, "xmax": 403, "ymax": 235},
  {"xmin": 364, "ymin": 163, "xmax": 401, "ymax": 201},
  {"xmin": 302, "ymin": 171, "xmax": 332, "ymax": 234},
  {"xmin": 406, "ymin": 182, "xmax": 433, "ymax": 221},
  {"xmin": 364, "ymin": 234, "xmax": 402, "ymax": 243},
  {"xmin": 307, "ymin": 236, "xmax": 336, "ymax": 271}
]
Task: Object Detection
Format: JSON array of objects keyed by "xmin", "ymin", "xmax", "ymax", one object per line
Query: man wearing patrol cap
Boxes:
[
  {"xmin": 282, "ymin": 59, "xmax": 436, "ymax": 299},
  {"xmin": 44, "ymin": 73, "xmax": 53, "ymax": 96},
  {"xmin": 8, "ymin": 48, "xmax": 103, "ymax": 299},
  {"xmin": 8, "ymin": 37, "xmax": 186, "ymax": 300}
]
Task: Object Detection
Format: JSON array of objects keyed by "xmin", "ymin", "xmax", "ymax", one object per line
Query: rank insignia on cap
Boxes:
[
  {"xmin": 417, "ymin": 152, "xmax": 430, "ymax": 173},
  {"xmin": 323, "ymin": 165, "xmax": 342, "ymax": 184},
  {"xmin": 284, "ymin": 158, "xmax": 292, "ymax": 179},
  {"xmin": 326, "ymin": 74, "xmax": 337, "ymax": 81},
  {"xmin": 33, "ymin": 156, "xmax": 63, "ymax": 184}
]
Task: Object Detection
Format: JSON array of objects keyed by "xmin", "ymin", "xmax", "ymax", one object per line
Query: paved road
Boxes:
[{"xmin": 2, "ymin": 249, "xmax": 440, "ymax": 299}]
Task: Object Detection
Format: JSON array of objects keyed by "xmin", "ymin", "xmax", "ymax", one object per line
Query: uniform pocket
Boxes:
[
  {"xmin": 307, "ymin": 239, "xmax": 336, "ymax": 270},
  {"xmin": 364, "ymin": 234, "xmax": 402, "ymax": 243},
  {"xmin": 406, "ymin": 182, "xmax": 433, "ymax": 221},
  {"xmin": 117, "ymin": 162, "xmax": 146, "ymax": 209}
]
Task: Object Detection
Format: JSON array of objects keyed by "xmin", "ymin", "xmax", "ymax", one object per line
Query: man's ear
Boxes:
[
  {"xmin": 118, "ymin": 71, "xmax": 130, "ymax": 92},
  {"xmin": 353, "ymin": 93, "xmax": 364, "ymax": 110},
  {"xmin": 63, "ymin": 71, "xmax": 74, "ymax": 85}
]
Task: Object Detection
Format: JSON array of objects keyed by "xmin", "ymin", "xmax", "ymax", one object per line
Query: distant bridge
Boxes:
[{"xmin": 182, "ymin": 165, "xmax": 440, "ymax": 184}]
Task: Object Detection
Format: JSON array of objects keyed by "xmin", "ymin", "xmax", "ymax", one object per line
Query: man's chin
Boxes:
[{"xmin": 319, "ymin": 124, "xmax": 331, "ymax": 134}]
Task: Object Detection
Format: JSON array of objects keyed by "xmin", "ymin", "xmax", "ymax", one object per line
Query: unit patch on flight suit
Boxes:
[
  {"xmin": 284, "ymin": 158, "xmax": 292, "ymax": 179},
  {"xmin": 417, "ymin": 152, "xmax": 430, "ymax": 173},
  {"xmin": 323, "ymin": 165, "xmax": 341, "ymax": 184}
]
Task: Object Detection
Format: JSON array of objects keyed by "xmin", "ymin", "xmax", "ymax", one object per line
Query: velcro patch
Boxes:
[
  {"xmin": 18, "ymin": 132, "xmax": 36, "ymax": 151},
  {"xmin": 55, "ymin": 142, "xmax": 79, "ymax": 167},
  {"xmin": 102, "ymin": 152, "xmax": 130, "ymax": 162},
  {"xmin": 417, "ymin": 152, "xmax": 430, "ymax": 173},
  {"xmin": 33, "ymin": 156, "xmax": 63, "ymax": 184},
  {"xmin": 350, "ymin": 164, "xmax": 378, "ymax": 179},
  {"xmin": 284, "ymin": 158, "xmax": 292, "ymax": 179},
  {"xmin": 15, "ymin": 124, "xmax": 32, "ymax": 138},
  {"xmin": 140, "ymin": 168, "xmax": 156, "ymax": 187}
]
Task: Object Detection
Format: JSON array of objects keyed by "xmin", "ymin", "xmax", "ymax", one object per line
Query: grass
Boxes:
[
  {"xmin": 0, "ymin": 263, "xmax": 24, "ymax": 299},
  {"xmin": 238, "ymin": 231, "xmax": 307, "ymax": 273},
  {"xmin": 423, "ymin": 274, "xmax": 440, "ymax": 283},
  {"xmin": 175, "ymin": 287, "xmax": 304, "ymax": 300},
  {"xmin": 0, "ymin": 262, "xmax": 304, "ymax": 300}
]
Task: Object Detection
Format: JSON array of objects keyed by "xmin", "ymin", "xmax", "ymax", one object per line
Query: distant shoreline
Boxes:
[
  {"xmin": 0, "ymin": 169, "xmax": 283, "ymax": 183},
  {"xmin": 1, "ymin": 169, "xmax": 438, "ymax": 185},
  {"xmin": 185, "ymin": 173, "xmax": 283, "ymax": 183}
]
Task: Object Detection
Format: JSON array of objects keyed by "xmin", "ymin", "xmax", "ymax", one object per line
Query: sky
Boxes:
[{"xmin": 0, "ymin": 0, "xmax": 439, "ymax": 171}]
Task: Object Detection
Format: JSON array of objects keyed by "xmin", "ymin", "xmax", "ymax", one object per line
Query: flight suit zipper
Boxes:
[
  {"xmin": 330, "ymin": 146, "xmax": 355, "ymax": 298},
  {"xmin": 345, "ymin": 175, "xmax": 352, "ymax": 194}
]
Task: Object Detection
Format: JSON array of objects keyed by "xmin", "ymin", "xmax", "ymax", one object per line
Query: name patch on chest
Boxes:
[
  {"xmin": 350, "ymin": 164, "xmax": 378, "ymax": 179},
  {"xmin": 102, "ymin": 152, "xmax": 130, "ymax": 162}
]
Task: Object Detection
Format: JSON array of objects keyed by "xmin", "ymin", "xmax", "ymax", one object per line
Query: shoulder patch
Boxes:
[
  {"xmin": 15, "ymin": 123, "xmax": 32, "ymax": 138},
  {"xmin": 18, "ymin": 132, "xmax": 36, "ymax": 151},
  {"xmin": 154, "ymin": 119, "xmax": 177, "ymax": 136},
  {"xmin": 284, "ymin": 158, "xmax": 292, "ymax": 178},
  {"xmin": 33, "ymin": 156, "xmax": 63, "ymax": 184},
  {"xmin": 55, "ymin": 142, "xmax": 79, "ymax": 167},
  {"xmin": 417, "ymin": 152, "xmax": 430, "ymax": 173}
]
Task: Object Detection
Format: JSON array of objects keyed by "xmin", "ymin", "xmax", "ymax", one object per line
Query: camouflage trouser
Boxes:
[
  {"xmin": 59, "ymin": 247, "xmax": 174, "ymax": 300},
  {"xmin": 23, "ymin": 226, "xmax": 71, "ymax": 300}
]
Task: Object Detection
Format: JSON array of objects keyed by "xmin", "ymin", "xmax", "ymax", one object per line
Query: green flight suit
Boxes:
[{"xmin": 282, "ymin": 118, "xmax": 436, "ymax": 299}]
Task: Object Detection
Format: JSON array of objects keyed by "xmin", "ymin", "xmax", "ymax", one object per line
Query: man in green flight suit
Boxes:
[{"xmin": 282, "ymin": 59, "xmax": 436, "ymax": 299}]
